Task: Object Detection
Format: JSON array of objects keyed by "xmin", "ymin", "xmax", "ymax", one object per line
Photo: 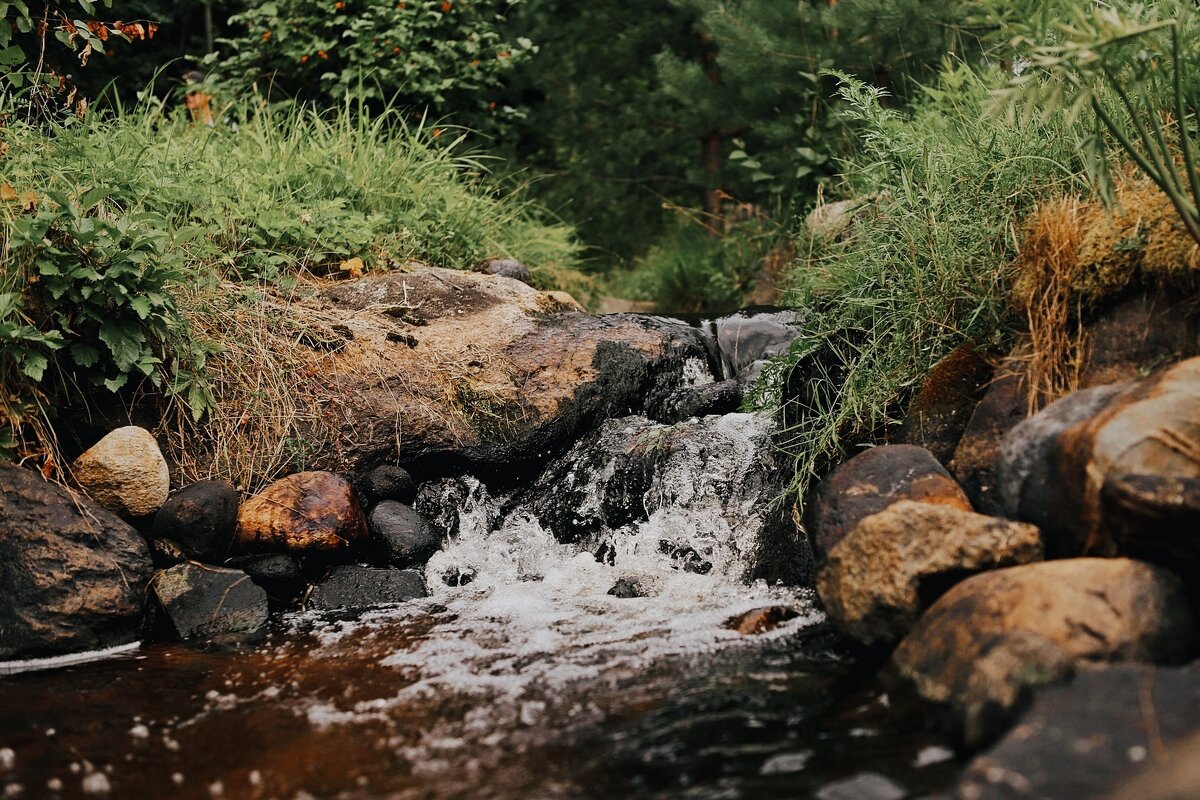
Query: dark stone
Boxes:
[
  {"xmin": 369, "ymin": 501, "xmax": 440, "ymax": 568},
  {"xmin": 358, "ymin": 465, "xmax": 417, "ymax": 506},
  {"xmin": 225, "ymin": 554, "xmax": 306, "ymax": 602},
  {"xmin": 441, "ymin": 566, "xmax": 476, "ymax": 587},
  {"xmin": 608, "ymin": 578, "xmax": 647, "ymax": 598},
  {"xmin": 1103, "ymin": 473, "xmax": 1200, "ymax": 586},
  {"xmin": 594, "ymin": 542, "xmax": 617, "ymax": 566},
  {"xmin": 950, "ymin": 354, "xmax": 1032, "ymax": 515},
  {"xmin": 700, "ymin": 308, "xmax": 802, "ymax": 384},
  {"xmin": 895, "ymin": 343, "xmax": 994, "ymax": 464},
  {"xmin": 473, "ymin": 257, "xmax": 532, "ymax": 284},
  {"xmin": 1080, "ymin": 293, "xmax": 1200, "ymax": 389},
  {"xmin": 150, "ymin": 479, "xmax": 239, "ymax": 563},
  {"xmin": 658, "ymin": 539, "xmax": 713, "ymax": 574},
  {"xmin": 650, "ymin": 379, "xmax": 742, "ymax": 424},
  {"xmin": 806, "ymin": 444, "xmax": 972, "ymax": 560},
  {"xmin": 152, "ymin": 563, "xmax": 269, "ymax": 642},
  {"xmin": 307, "ymin": 566, "xmax": 428, "ymax": 611},
  {"xmin": 414, "ymin": 476, "xmax": 495, "ymax": 539},
  {"xmin": 149, "ymin": 537, "xmax": 189, "ymax": 568},
  {"xmin": 957, "ymin": 665, "xmax": 1200, "ymax": 799},
  {"xmin": 0, "ymin": 464, "xmax": 153, "ymax": 661}
]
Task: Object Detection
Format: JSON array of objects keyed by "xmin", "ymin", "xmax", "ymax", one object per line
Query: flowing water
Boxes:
[{"xmin": 0, "ymin": 313, "xmax": 961, "ymax": 799}]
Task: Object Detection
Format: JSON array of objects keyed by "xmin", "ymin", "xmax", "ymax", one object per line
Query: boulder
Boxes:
[
  {"xmin": 369, "ymin": 501, "xmax": 440, "ymax": 568},
  {"xmin": 998, "ymin": 383, "xmax": 1131, "ymax": 539},
  {"xmin": 950, "ymin": 354, "xmax": 1032, "ymax": 515},
  {"xmin": 698, "ymin": 308, "xmax": 802, "ymax": 385},
  {"xmin": 895, "ymin": 343, "xmax": 995, "ymax": 465},
  {"xmin": 817, "ymin": 501, "xmax": 1042, "ymax": 648},
  {"xmin": 807, "ymin": 445, "xmax": 972, "ymax": 559},
  {"xmin": 0, "ymin": 464, "xmax": 153, "ymax": 661},
  {"xmin": 473, "ymin": 257, "xmax": 532, "ymax": 284},
  {"xmin": 71, "ymin": 426, "xmax": 170, "ymax": 517},
  {"xmin": 224, "ymin": 554, "xmax": 306, "ymax": 603},
  {"xmin": 235, "ymin": 471, "xmax": 368, "ymax": 554},
  {"xmin": 307, "ymin": 566, "xmax": 428, "ymax": 611},
  {"xmin": 957, "ymin": 665, "xmax": 1200, "ymax": 799},
  {"xmin": 1079, "ymin": 294, "xmax": 1200, "ymax": 389},
  {"xmin": 1102, "ymin": 474, "xmax": 1200, "ymax": 585},
  {"xmin": 652, "ymin": 379, "xmax": 742, "ymax": 424},
  {"xmin": 892, "ymin": 558, "xmax": 1197, "ymax": 747},
  {"xmin": 150, "ymin": 480, "xmax": 239, "ymax": 563},
  {"xmin": 152, "ymin": 563, "xmax": 268, "ymax": 642},
  {"xmin": 357, "ymin": 465, "xmax": 417, "ymax": 506}
]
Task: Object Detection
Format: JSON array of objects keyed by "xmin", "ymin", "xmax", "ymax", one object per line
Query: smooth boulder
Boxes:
[
  {"xmin": 235, "ymin": 471, "xmax": 368, "ymax": 554},
  {"xmin": 369, "ymin": 501, "xmax": 440, "ymax": 568},
  {"xmin": 817, "ymin": 501, "xmax": 1042, "ymax": 648},
  {"xmin": 71, "ymin": 426, "xmax": 170, "ymax": 517},
  {"xmin": 225, "ymin": 554, "xmax": 306, "ymax": 603},
  {"xmin": 893, "ymin": 558, "xmax": 1197, "ymax": 747},
  {"xmin": 0, "ymin": 464, "xmax": 153, "ymax": 661},
  {"xmin": 807, "ymin": 445, "xmax": 972, "ymax": 559},
  {"xmin": 358, "ymin": 465, "xmax": 417, "ymax": 506},
  {"xmin": 152, "ymin": 563, "xmax": 268, "ymax": 642},
  {"xmin": 307, "ymin": 566, "xmax": 428, "ymax": 611},
  {"xmin": 150, "ymin": 480, "xmax": 239, "ymax": 562}
]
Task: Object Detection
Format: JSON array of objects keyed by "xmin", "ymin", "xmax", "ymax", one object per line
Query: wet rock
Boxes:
[
  {"xmin": 0, "ymin": 464, "xmax": 153, "ymax": 661},
  {"xmin": 1107, "ymin": 729, "xmax": 1200, "ymax": 800},
  {"xmin": 225, "ymin": 554, "xmax": 306, "ymax": 602},
  {"xmin": 726, "ymin": 606, "xmax": 800, "ymax": 635},
  {"xmin": 526, "ymin": 413, "xmax": 809, "ymax": 584},
  {"xmin": 895, "ymin": 343, "xmax": 994, "ymax": 465},
  {"xmin": 71, "ymin": 426, "xmax": 170, "ymax": 517},
  {"xmin": 807, "ymin": 445, "xmax": 972, "ymax": 560},
  {"xmin": 357, "ymin": 465, "xmax": 417, "ymax": 506},
  {"xmin": 818, "ymin": 501, "xmax": 1042, "ymax": 648},
  {"xmin": 607, "ymin": 578, "xmax": 647, "ymax": 599},
  {"xmin": 957, "ymin": 665, "xmax": 1200, "ymax": 799},
  {"xmin": 149, "ymin": 538, "xmax": 188, "ymax": 568},
  {"xmin": 150, "ymin": 480, "xmax": 239, "ymax": 563},
  {"xmin": 892, "ymin": 559, "xmax": 1197, "ymax": 747},
  {"xmin": 1053, "ymin": 357, "xmax": 1200, "ymax": 558},
  {"xmin": 235, "ymin": 471, "xmax": 368, "ymax": 554},
  {"xmin": 474, "ymin": 257, "xmax": 531, "ymax": 284},
  {"xmin": 815, "ymin": 772, "xmax": 905, "ymax": 800},
  {"xmin": 414, "ymin": 476, "xmax": 496, "ymax": 539},
  {"xmin": 998, "ymin": 383, "xmax": 1130, "ymax": 543},
  {"xmin": 441, "ymin": 566, "xmax": 476, "ymax": 587},
  {"xmin": 658, "ymin": 540, "xmax": 713, "ymax": 574},
  {"xmin": 950, "ymin": 354, "xmax": 1031, "ymax": 515},
  {"xmin": 369, "ymin": 501, "xmax": 440, "ymax": 568},
  {"xmin": 152, "ymin": 563, "xmax": 268, "ymax": 642},
  {"xmin": 307, "ymin": 566, "xmax": 428, "ymax": 610},
  {"xmin": 652, "ymin": 379, "xmax": 742, "ymax": 424},
  {"xmin": 702, "ymin": 308, "xmax": 801, "ymax": 384}
]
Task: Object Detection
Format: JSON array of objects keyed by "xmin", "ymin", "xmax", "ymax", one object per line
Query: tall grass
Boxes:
[{"xmin": 769, "ymin": 64, "xmax": 1092, "ymax": 504}]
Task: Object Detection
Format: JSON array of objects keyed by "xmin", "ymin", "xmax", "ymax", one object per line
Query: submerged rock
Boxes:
[
  {"xmin": 817, "ymin": 501, "xmax": 1042, "ymax": 648},
  {"xmin": 71, "ymin": 426, "xmax": 170, "ymax": 517},
  {"xmin": 151, "ymin": 479, "xmax": 240, "ymax": 563},
  {"xmin": 235, "ymin": 471, "xmax": 368, "ymax": 554},
  {"xmin": 892, "ymin": 558, "xmax": 1196, "ymax": 747},
  {"xmin": 807, "ymin": 445, "xmax": 972, "ymax": 560},
  {"xmin": 369, "ymin": 501, "xmax": 440, "ymax": 568},
  {"xmin": 0, "ymin": 464, "xmax": 153, "ymax": 661},
  {"xmin": 152, "ymin": 563, "xmax": 268, "ymax": 642},
  {"xmin": 307, "ymin": 566, "xmax": 428, "ymax": 611}
]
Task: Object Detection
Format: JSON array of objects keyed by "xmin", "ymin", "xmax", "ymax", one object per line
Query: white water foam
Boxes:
[{"xmin": 0, "ymin": 641, "xmax": 140, "ymax": 676}]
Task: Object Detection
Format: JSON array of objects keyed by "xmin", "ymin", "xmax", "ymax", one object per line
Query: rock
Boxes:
[
  {"xmin": 150, "ymin": 480, "xmax": 239, "ymax": 563},
  {"xmin": 235, "ymin": 471, "xmax": 368, "ymax": 554},
  {"xmin": 814, "ymin": 772, "xmax": 906, "ymax": 800},
  {"xmin": 414, "ymin": 476, "xmax": 496, "ymax": 540},
  {"xmin": 725, "ymin": 606, "xmax": 800, "ymax": 635},
  {"xmin": 957, "ymin": 665, "xmax": 1200, "ymax": 799},
  {"xmin": 302, "ymin": 269, "xmax": 712, "ymax": 482},
  {"xmin": 895, "ymin": 343, "xmax": 994, "ymax": 465},
  {"xmin": 149, "ymin": 538, "xmax": 188, "ymax": 568},
  {"xmin": 892, "ymin": 559, "xmax": 1197, "ymax": 747},
  {"xmin": 525, "ymin": 412, "xmax": 809, "ymax": 584},
  {"xmin": 804, "ymin": 198, "xmax": 873, "ymax": 242},
  {"xmin": 607, "ymin": 578, "xmax": 647, "ymax": 599},
  {"xmin": 357, "ymin": 465, "xmax": 417, "ymax": 506},
  {"xmin": 1107, "ymin": 730, "xmax": 1200, "ymax": 800},
  {"xmin": 369, "ymin": 501, "xmax": 440, "ymax": 568},
  {"xmin": 806, "ymin": 445, "xmax": 972, "ymax": 560},
  {"xmin": 0, "ymin": 464, "xmax": 153, "ymax": 661},
  {"xmin": 951, "ymin": 354, "xmax": 1032, "ymax": 515},
  {"xmin": 542, "ymin": 290, "xmax": 586, "ymax": 312},
  {"xmin": 441, "ymin": 566, "xmax": 477, "ymax": 587},
  {"xmin": 817, "ymin": 501, "xmax": 1042, "ymax": 648},
  {"xmin": 224, "ymin": 554, "xmax": 306, "ymax": 602},
  {"xmin": 152, "ymin": 563, "xmax": 268, "ymax": 642},
  {"xmin": 998, "ymin": 383, "xmax": 1131, "ymax": 543},
  {"xmin": 473, "ymin": 257, "xmax": 532, "ymax": 284},
  {"xmin": 307, "ymin": 566, "xmax": 428, "ymax": 611},
  {"xmin": 1079, "ymin": 294, "xmax": 1200, "ymax": 389},
  {"xmin": 71, "ymin": 426, "xmax": 170, "ymax": 517},
  {"xmin": 652, "ymin": 379, "xmax": 742, "ymax": 424},
  {"xmin": 698, "ymin": 308, "xmax": 802, "ymax": 385},
  {"xmin": 1053, "ymin": 357, "xmax": 1200, "ymax": 558},
  {"xmin": 1102, "ymin": 474, "xmax": 1200, "ymax": 585}
]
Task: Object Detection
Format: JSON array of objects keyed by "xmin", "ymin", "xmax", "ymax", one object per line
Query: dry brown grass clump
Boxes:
[{"xmin": 1011, "ymin": 175, "xmax": 1199, "ymax": 409}]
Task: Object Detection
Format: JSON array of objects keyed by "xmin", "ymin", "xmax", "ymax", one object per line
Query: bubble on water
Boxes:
[
  {"xmin": 760, "ymin": 751, "xmax": 812, "ymax": 775},
  {"xmin": 80, "ymin": 772, "xmax": 110, "ymax": 795},
  {"xmin": 0, "ymin": 749, "xmax": 13, "ymax": 771}
]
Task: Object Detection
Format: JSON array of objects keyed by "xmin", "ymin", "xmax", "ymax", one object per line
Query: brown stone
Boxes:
[
  {"xmin": 235, "ymin": 471, "xmax": 368, "ymax": 554},
  {"xmin": 1107, "ymin": 729, "xmax": 1200, "ymax": 800},
  {"xmin": 1079, "ymin": 294, "xmax": 1200, "ymax": 389},
  {"xmin": 807, "ymin": 444, "xmax": 972, "ymax": 559},
  {"xmin": 817, "ymin": 501, "xmax": 1042, "ymax": 648},
  {"xmin": 71, "ymin": 425, "xmax": 170, "ymax": 517},
  {"xmin": 725, "ymin": 606, "xmax": 800, "ymax": 635},
  {"xmin": 895, "ymin": 343, "xmax": 994, "ymax": 465},
  {"xmin": 893, "ymin": 558, "xmax": 1197, "ymax": 747}
]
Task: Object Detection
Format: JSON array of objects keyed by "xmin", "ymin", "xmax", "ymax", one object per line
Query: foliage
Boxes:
[{"xmin": 770, "ymin": 65, "xmax": 1091, "ymax": 504}]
